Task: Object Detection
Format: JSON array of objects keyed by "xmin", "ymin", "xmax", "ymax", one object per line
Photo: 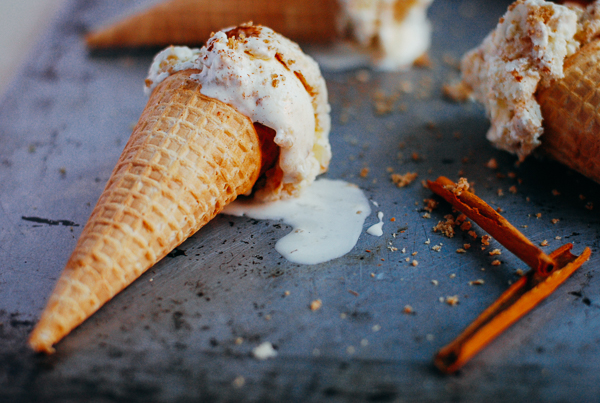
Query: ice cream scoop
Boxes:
[
  {"xmin": 29, "ymin": 24, "xmax": 331, "ymax": 353},
  {"xmin": 460, "ymin": 0, "xmax": 600, "ymax": 182}
]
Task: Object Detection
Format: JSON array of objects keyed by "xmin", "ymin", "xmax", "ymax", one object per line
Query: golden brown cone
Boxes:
[
  {"xmin": 537, "ymin": 38, "xmax": 600, "ymax": 184},
  {"xmin": 85, "ymin": 0, "xmax": 340, "ymax": 49},
  {"xmin": 29, "ymin": 69, "xmax": 277, "ymax": 353}
]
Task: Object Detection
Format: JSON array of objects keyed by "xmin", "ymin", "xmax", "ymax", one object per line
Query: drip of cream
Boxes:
[
  {"xmin": 222, "ymin": 179, "xmax": 371, "ymax": 265},
  {"xmin": 367, "ymin": 211, "xmax": 384, "ymax": 236}
]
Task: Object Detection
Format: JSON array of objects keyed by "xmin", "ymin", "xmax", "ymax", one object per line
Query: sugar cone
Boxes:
[
  {"xmin": 537, "ymin": 38, "xmax": 600, "ymax": 184},
  {"xmin": 29, "ymin": 69, "xmax": 278, "ymax": 353},
  {"xmin": 85, "ymin": 0, "xmax": 340, "ymax": 49}
]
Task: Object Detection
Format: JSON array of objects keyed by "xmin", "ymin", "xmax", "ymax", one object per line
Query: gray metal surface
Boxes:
[{"xmin": 2, "ymin": 0, "xmax": 600, "ymax": 401}]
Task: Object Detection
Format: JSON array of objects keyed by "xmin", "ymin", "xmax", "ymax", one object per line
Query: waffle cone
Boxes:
[
  {"xmin": 29, "ymin": 69, "xmax": 277, "ymax": 353},
  {"xmin": 85, "ymin": 0, "xmax": 340, "ymax": 49},
  {"xmin": 537, "ymin": 38, "xmax": 600, "ymax": 183}
]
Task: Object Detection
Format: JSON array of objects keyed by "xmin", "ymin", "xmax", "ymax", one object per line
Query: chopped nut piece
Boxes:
[
  {"xmin": 446, "ymin": 296, "xmax": 459, "ymax": 306},
  {"xmin": 391, "ymin": 172, "xmax": 418, "ymax": 187},
  {"xmin": 433, "ymin": 214, "xmax": 456, "ymax": 238},
  {"xmin": 486, "ymin": 158, "xmax": 498, "ymax": 169},
  {"xmin": 460, "ymin": 221, "xmax": 472, "ymax": 231},
  {"xmin": 481, "ymin": 235, "xmax": 491, "ymax": 246},
  {"xmin": 310, "ymin": 299, "xmax": 322, "ymax": 311},
  {"xmin": 423, "ymin": 198, "xmax": 439, "ymax": 212},
  {"xmin": 489, "ymin": 249, "xmax": 501, "ymax": 256}
]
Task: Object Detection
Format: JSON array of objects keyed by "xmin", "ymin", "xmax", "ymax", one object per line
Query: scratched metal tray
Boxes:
[{"xmin": 2, "ymin": 0, "xmax": 600, "ymax": 401}]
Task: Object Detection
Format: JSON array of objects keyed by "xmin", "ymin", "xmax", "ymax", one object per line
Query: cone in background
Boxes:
[
  {"xmin": 85, "ymin": 0, "xmax": 340, "ymax": 49},
  {"xmin": 537, "ymin": 38, "xmax": 600, "ymax": 184},
  {"xmin": 28, "ymin": 69, "xmax": 278, "ymax": 353}
]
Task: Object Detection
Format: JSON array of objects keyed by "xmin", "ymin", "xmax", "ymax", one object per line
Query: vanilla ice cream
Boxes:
[
  {"xmin": 461, "ymin": 0, "xmax": 600, "ymax": 160},
  {"xmin": 145, "ymin": 24, "xmax": 332, "ymax": 201},
  {"xmin": 338, "ymin": 0, "xmax": 434, "ymax": 70}
]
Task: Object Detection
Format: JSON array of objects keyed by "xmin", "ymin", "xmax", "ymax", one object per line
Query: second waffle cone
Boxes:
[
  {"xmin": 28, "ymin": 69, "xmax": 277, "ymax": 353},
  {"xmin": 85, "ymin": 0, "xmax": 340, "ymax": 49},
  {"xmin": 537, "ymin": 38, "xmax": 600, "ymax": 183}
]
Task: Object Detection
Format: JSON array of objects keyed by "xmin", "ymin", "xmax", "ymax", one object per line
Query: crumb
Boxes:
[
  {"xmin": 372, "ymin": 324, "xmax": 381, "ymax": 332},
  {"xmin": 486, "ymin": 158, "xmax": 498, "ymax": 169},
  {"xmin": 235, "ymin": 337, "xmax": 244, "ymax": 345},
  {"xmin": 551, "ymin": 218, "xmax": 560, "ymax": 224},
  {"xmin": 432, "ymin": 245, "xmax": 442, "ymax": 252},
  {"xmin": 496, "ymin": 172, "xmax": 506, "ymax": 179},
  {"xmin": 468, "ymin": 230, "xmax": 477, "ymax": 239},
  {"xmin": 423, "ymin": 198, "xmax": 439, "ymax": 212},
  {"xmin": 586, "ymin": 202, "xmax": 594, "ymax": 210},
  {"xmin": 422, "ymin": 212, "xmax": 431, "ymax": 219},
  {"xmin": 412, "ymin": 252, "xmax": 418, "ymax": 256},
  {"xmin": 233, "ymin": 376, "xmax": 245, "ymax": 388},
  {"xmin": 449, "ymin": 273, "xmax": 456, "ymax": 279},
  {"xmin": 516, "ymin": 269, "xmax": 525, "ymax": 276},
  {"xmin": 391, "ymin": 172, "xmax": 418, "ymax": 187},
  {"xmin": 445, "ymin": 178, "xmax": 470, "ymax": 196},
  {"xmin": 310, "ymin": 299, "xmax": 322, "ymax": 311},
  {"xmin": 360, "ymin": 167, "xmax": 369, "ymax": 178},
  {"xmin": 445, "ymin": 295, "xmax": 459, "ymax": 306},
  {"xmin": 536, "ymin": 213, "xmax": 542, "ymax": 218},
  {"xmin": 464, "ymin": 243, "xmax": 471, "ymax": 250},
  {"xmin": 468, "ymin": 279, "xmax": 485, "ymax": 286},
  {"xmin": 489, "ymin": 249, "xmax": 501, "ymax": 256},
  {"xmin": 433, "ymin": 214, "xmax": 457, "ymax": 238},
  {"xmin": 355, "ymin": 69, "xmax": 371, "ymax": 83},
  {"xmin": 346, "ymin": 346, "xmax": 356, "ymax": 355},
  {"xmin": 456, "ymin": 248, "xmax": 467, "ymax": 254},
  {"xmin": 509, "ymin": 185, "xmax": 517, "ymax": 194},
  {"xmin": 491, "ymin": 260, "xmax": 501, "ymax": 266},
  {"xmin": 403, "ymin": 305, "xmax": 415, "ymax": 314},
  {"xmin": 552, "ymin": 189, "xmax": 561, "ymax": 196},
  {"xmin": 401, "ymin": 248, "xmax": 406, "ymax": 253},
  {"xmin": 497, "ymin": 188, "xmax": 504, "ymax": 197},
  {"xmin": 370, "ymin": 273, "xmax": 375, "ymax": 278},
  {"xmin": 411, "ymin": 260, "xmax": 419, "ymax": 267},
  {"xmin": 348, "ymin": 290, "xmax": 359, "ymax": 297},
  {"xmin": 460, "ymin": 221, "xmax": 472, "ymax": 231},
  {"xmin": 496, "ymin": 207, "xmax": 504, "ymax": 213},
  {"xmin": 411, "ymin": 152, "xmax": 421, "ymax": 162},
  {"xmin": 425, "ymin": 239, "xmax": 431, "ymax": 245},
  {"xmin": 284, "ymin": 291, "xmax": 290, "ymax": 296},
  {"xmin": 555, "ymin": 236, "xmax": 562, "ymax": 240},
  {"xmin": 442, "ymin": 81, "xmax": 472, "ymax": 102},
  {"xmin": 481, "ymin": 235, "xmax": 491, "ymax": 246},
  {"xmin": 431, "ymin": 280, "xmax": 439, "ymax": 286},
  {"xmin": 579, "ymin": 194, "xmax": 586, "ymax": 200},
  {"xmin": 253, "ymin": 342, "xmax": 278, "ymax": 360},
  {"xmin": 540, "ymin": 240, "xmax": 548, "ymax": 247},
  {"xmin": 390, "ymin": 217, "xmax": 396, "ymax": 222}
]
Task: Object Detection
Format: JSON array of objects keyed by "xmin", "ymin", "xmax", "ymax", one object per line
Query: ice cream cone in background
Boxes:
[
  {"xmin": 28, "ymin": 69, "xmax": 278, "ymax": 353},
  {"xmin": 85, "ymin": 0, "xmax": 340, "ymax": 48},
  {"xmin": 537, "ymin": 38, "xmax": 600, "ymax": 183}
]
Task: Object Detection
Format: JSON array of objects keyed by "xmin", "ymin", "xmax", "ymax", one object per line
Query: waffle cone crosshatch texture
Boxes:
[{"xmin": 28, "ymin": 70, "xmax": 272, "ymax": 353}]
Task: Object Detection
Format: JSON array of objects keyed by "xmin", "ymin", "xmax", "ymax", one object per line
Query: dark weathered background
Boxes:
[{"xmin": 2, "ymin": 1, "xmax": 600, "ymax": 401}]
